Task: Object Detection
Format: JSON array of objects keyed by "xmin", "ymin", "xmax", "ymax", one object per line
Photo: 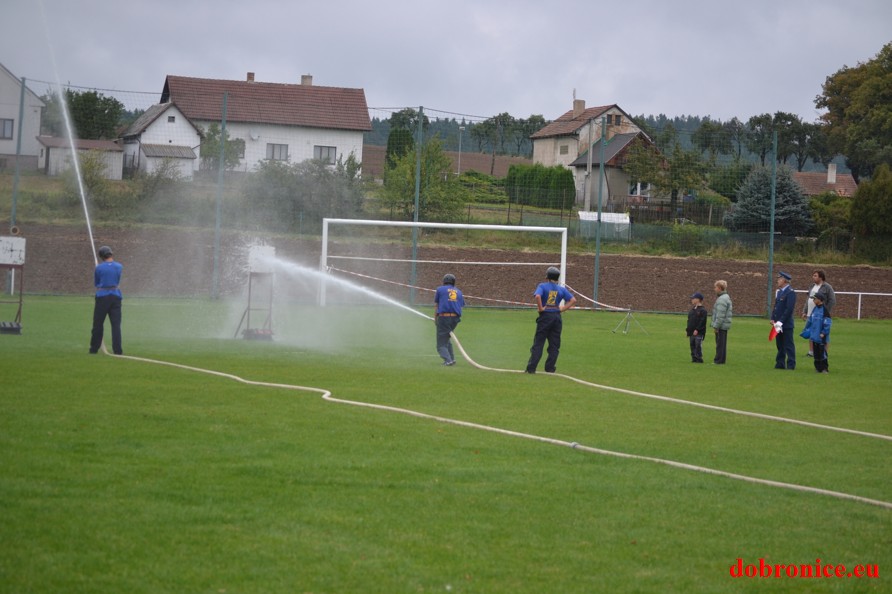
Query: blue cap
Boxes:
[
  {"xmin": 690, "ymin": 292, "xmax": 704, "ymax": 300},
  {"xmin": 778, "ymin": 271, "xmax": 791, "ymax": 280}
]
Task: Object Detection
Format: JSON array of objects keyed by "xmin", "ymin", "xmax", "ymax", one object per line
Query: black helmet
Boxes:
[
  {"xmin": 443, "ymin": 273, "xmax": 456, "ymax": 286},
  {"xmin": 546, "ymin": 266, "xmax": 560, "ymax": 281},
  {"xmin": 98, "ymin": 245, "xmax": 113, "ymax": 259}
]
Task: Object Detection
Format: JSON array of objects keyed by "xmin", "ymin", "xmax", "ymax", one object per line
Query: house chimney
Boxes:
[
  {"xmin": 573, "ymin": 99, "xmax": 585, "ymax": 118},
  {"xmin": 827, "ymin": 163, "xmax": 837, "ymax": 184},
  {"xmin": 301, "ymin": 74, "xmax": 313, "ymax": 86},
  {"xmin": 247, "ymin": 72, "xmax": 255, "ymax": 82}
]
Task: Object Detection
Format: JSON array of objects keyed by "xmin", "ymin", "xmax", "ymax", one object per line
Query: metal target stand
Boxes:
[
  {"xmin": 0, "ymin": 236, "xmax": 26, "ymax": 335},
  {"xmin": 612, "ymin": 305, "xmax": 648, "ymax": 335},
  {"xmin": 234, "ymin": 245, "xmax": 276, "ymax": 341}
]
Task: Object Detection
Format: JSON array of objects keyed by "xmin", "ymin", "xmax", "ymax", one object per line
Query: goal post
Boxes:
[{"xmin": 319, "ymin": 218, "xmax": 568, "ymax": 307}]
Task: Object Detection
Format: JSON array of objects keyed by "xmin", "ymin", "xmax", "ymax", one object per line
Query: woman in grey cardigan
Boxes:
[{"xmin": 711, "ymin": 279, "xmax": 733, "ymax": 364}]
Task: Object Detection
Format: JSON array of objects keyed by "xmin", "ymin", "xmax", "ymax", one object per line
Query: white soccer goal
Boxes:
[{"xmin": 319, "ymin": 218, "xmax": 568, "ymax": 307}]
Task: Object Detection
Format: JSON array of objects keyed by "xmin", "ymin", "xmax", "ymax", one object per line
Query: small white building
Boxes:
[
  {"xmin": 160, "ymin": 72, "xmax": 371, "ymax": 172},
  {"xmin": 121, "ymin": 103, "xmax": 200, "ymax": 179},
  {"xmin": 0, "ymin": 63, "xmax": 45, "ymax": 170},
  {"xmin": 37, "ymin": 136, "xmax": 123, "ymax": 180}
]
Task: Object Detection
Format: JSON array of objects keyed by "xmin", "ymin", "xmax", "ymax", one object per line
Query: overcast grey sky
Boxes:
[{"xmin": 2, "ymin": 0, "xmax": 890, "ymax": 123}]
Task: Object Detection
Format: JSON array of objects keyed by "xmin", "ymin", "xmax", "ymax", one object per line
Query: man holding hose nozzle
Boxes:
[
  {"xmin": 90, "ymin": 245, "xmax": 123, "ymax": 355},
  {"xmin": 434, "ymin": 273, "xmax": 464, "ymax": 366},
  {"xmin": 525, "ymin": 266, "xmax": 576, "ymax": 374}
]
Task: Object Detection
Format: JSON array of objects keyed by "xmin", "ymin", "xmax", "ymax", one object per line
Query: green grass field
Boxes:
[{"xmin": 1, "ymin": 296, "xmax": 890, "ymax": 593}]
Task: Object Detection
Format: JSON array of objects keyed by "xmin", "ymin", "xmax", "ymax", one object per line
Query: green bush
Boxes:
[
  {"xmin": 668, "ymin": 224, "xmax": 707, "ymax": 254},
  {"xmin": 505, "ymin": 163, "xmax": 575, "ymax": 209},
  {"xmin": 62, "ymin": 150, "xmax": 109, "ymax": 207},
  {"xmin": 853, "ymin": 235, "xmax": 892, "ymax": 263},
  {"xmin": 693, "ymin": 191, "xmax": 731, "ymax": 206},
  {"xmin": 815, "ymin": 227, "xmax": 852, "ymax": 252}
]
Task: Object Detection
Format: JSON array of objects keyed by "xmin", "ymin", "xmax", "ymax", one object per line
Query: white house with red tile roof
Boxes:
[
  {"xmin": 36, "ymin": 136, "xmax": 124, "ymax": 180},
  {"xmin": 0, "ymin": 63, "xmax": 45, "ymax": 170},
  {"xmin": 121, "ymin": 103, "xmax": 201, "ymax": 179},
  {"xmin": 531, "ymin": 99, "xmax": 649, "ymax": 208},
  {"xmin": 160, "ymin": 73, "xmax": 371, "ymax": 172}
]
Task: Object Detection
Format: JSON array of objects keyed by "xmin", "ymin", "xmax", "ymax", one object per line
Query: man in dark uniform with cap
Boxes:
[
  {"xmin": 771, "ymin": 271, "xmax": 796, "ymax": 369},
  {"xmin": 525, "ymin": 266, "xmax": 577, "ymax": 374}
]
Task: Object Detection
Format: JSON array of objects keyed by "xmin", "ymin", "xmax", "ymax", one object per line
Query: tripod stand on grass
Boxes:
[{"xmin": 612, "ymin": 306, "xmax": 648, "ymax": 335}]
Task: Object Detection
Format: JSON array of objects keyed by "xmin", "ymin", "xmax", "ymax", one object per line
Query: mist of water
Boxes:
[
  {"xmin": 214, "ymin": 253, "xmax": 436, "ymax": 354},
  {"xmin": 266, "ymin": 256, "xmax": 432, "ymax": 322},
  {"xmin": 38, "ymin": 0, "xmax": 97, "ymax": 265}
]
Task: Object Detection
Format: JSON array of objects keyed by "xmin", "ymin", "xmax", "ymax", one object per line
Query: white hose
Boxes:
[{"xmin": 103, "ymin": 342, "xmax": 892, "ymax": 511}]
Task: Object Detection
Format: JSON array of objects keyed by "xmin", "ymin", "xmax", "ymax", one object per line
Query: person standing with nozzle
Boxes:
[
  {"xmin": 434, "ymin": 273, "xmax": 464, "ymax": 366},
  {"xmin": 771, "ymin": 271, "xmax": 797, "ymax": 370},
  {"xmin": 525, "ymin": 266, "xmax": 576, "ymax": 374},
  {"xmin": 711, "ymin": 280, "xmax": 732, "ymax": 364},
  {"xmin": 90, "ymin": 245, "xmax": 123, "ymax": 355}
]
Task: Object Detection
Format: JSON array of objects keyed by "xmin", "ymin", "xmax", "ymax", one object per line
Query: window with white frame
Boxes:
[
  {"xmin": 266, "ymin": 143, "xmax": 288, "ymax": 161},
  {"xmin": 314, "ymin": 145, "xmax": 337, "ymax": 164},
  {"xmin": 1, "ymin": 119, "xmax": 13, "ymax": 139}
]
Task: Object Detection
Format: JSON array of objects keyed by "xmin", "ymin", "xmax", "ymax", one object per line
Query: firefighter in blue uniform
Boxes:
[
  {"xmin": 771, "ymin": 271, "xmax": 796, "ymax": 369},
  {"xmin": 434, "ymin": 273, "xmax": 464, "ymax": 366},
  {"xmin": 90, "ymin": 245, "xmax": 123, "ymax": 355},
  {"xmin": 525, "ymin": 266, "xmax": 577, "ymax": 374}
]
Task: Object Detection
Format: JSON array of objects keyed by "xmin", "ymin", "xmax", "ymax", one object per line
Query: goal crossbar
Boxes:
[{"xmin": 320, "ymin": 218, "xmax": 568, "ymax": 306}]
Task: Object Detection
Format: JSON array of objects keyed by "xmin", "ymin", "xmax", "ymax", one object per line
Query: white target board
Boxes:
[
  {"xmin": 0, "ymin": 236, "xmax": 26, "ymax": 265},
  {"xmin": 248, "ymin": 245, "xmax": 276, "ymax": 273}
]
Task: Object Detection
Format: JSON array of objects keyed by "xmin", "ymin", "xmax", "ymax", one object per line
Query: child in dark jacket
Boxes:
[
  {"xmin": 686, "ymin": 292, "xmax": 708, "ymax": 363},
  {"xmin": 805, "ymin": 293, "xmax": 832, "ymax": 373}
]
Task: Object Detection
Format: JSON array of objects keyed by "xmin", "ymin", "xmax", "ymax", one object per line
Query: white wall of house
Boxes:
[
  {"xmin": 193, "ymin": 121, "xmax": 364, "ymax": 172},
  {"xmin": 573, "ymin": 167, "xmax": 632, "ymax": 209},
  {"xmin": 0, "ymin": 69, "xmax": 44, "ymax": 167},
  {"xmin": 123, "ymin": 105, "xmax": 200, "ymax": 178},
  {"xmin": 41, "ymin": 148, "xmax": 123, "ymax": 180},
  {"xmin": 142, "ymin": 153, "xmax": 195, "ymax": 179},
  {"xmin": 533, "ymin": 137, "xmax": 579, "ymax": 169}
]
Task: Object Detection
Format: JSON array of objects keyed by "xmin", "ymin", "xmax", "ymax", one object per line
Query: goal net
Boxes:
[{"xmin": 319, "ymin": 218, "xmax": 569, "ymax": 311}]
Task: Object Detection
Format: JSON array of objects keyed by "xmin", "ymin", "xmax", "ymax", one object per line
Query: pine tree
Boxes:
[{"xmin": 726, "ymin": 166, "xmax": 812, "ymax": 235}]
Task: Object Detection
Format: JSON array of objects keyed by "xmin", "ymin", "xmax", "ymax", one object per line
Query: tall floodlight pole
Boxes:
[
  {"xmin": 457, "ymin": 125, "xmax": 464, "ymax": 175},
  {"xmin": 212, "ymin": 92, "xmax": 228, "ymax": 299},
  {"xmin": 410, "ymin": 106, "xmax": 424, "ymax": 304},
  {"xmin": 766, "ymin": 130, "xmax": 778, "ymax": 315},
  {"xmin": 7, "ymin": 77, "xmax": 26, "ymax": 295},
  {"xmin": 593, "ymin": 116, "xmax": 607, "ymax": 305}
]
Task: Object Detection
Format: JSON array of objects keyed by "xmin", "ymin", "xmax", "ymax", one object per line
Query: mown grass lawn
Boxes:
[{"xmin": 1, "ymin": 296, "xmax": 890, "ymax": 593}]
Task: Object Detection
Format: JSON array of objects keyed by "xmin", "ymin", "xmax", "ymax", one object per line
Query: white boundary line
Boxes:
[{"xmin": 104, "ymin": 341, "xmax": 892, "ymax": 511}]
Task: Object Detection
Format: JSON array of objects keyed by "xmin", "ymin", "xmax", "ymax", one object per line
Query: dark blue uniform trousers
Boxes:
[
  {"xmin": 775, "ymin": 324, "xmax": 796, "ymax": 369},
  {"xmin": 91, "ymin": 295, "xmax": 123, "ymax": 355},
  {"xmin": 527, "ymin": 311, "xmax": 563, "ymax": 373}
]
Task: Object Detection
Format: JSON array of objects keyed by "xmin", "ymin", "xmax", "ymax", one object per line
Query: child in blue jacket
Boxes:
[{"xmin": 805, "ymin": 293, "xmax": 832, "ymax": 373}]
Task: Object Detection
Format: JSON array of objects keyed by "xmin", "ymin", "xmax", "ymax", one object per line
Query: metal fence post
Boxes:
[{"xmin": 212, "ymin": 91, "xmax": 228, "ymax": 299}]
